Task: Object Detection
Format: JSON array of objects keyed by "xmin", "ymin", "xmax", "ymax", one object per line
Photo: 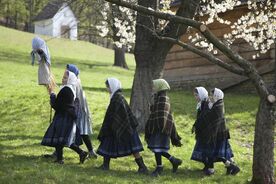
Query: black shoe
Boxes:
[
  {"xmin": 54, "ymin": 159, "xmax": 64, "ymax": 164},
  {"xmin": 88, "ymin": 150, "xmax": 98, "ymax": 159},
  {"xmin": 151, "ymin": 166, "xmax": 163, "ymax": 177},
  {"xmin": 170, "ymin": 156, "xmax": 182, "ymax": 173},
  {"xmin": 79, "ymin": 151, "xmax": 88, "ymax": 164},
  {"xmin": 97, "ymin": 157, "xmax": 110, "ymax": 170},
  {"xmin": 226, "ymin": 163, "xmax": 240, "ymax": 175},
  {"xmin": 135, "ymin": 157, "xmax": 148, "ymax": 174},
  {"xmin": 97, "ymin": 164, "xmax": 109, "ymax": 171}
]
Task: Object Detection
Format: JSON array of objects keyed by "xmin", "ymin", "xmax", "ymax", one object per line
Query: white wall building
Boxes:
[{"xmin": 33, "ymin": 1, "xmax": 78, "ymax": 40}]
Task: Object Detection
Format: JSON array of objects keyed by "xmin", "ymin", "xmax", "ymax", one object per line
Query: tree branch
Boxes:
[
  {"xmin": 165, "ymin": 0, "xmax": 200, "ymax": 39},
  {"xmin": 104, "ymin": 0, "xmax": 270, "ymax": 99},
  {"xmin": 158, "ymin": 36, "xmax": 246, "ymax": 76},
  {"xmin": 104, "ymin": 0, "xmax": 201, "ymax": 28},
  {"xmin": 137, "ymin": 22, "xmax": 246, "ymax": 76}
]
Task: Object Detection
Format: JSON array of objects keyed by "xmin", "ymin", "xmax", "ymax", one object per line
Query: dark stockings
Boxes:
[
  {"xmin": 55, "ymin": 145, "xmax": 63, "ymax": 161},
  {"xmin": 81, "ymin": 135, "xmax": 93, "ymax": 151},
  {"xmin": 154, "ymin": 152, "xmax": 172, "ymax": 166}
]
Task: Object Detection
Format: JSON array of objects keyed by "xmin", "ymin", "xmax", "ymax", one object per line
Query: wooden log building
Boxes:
[{"xmin": 164, "ymin": 0, "xmax": 275, "ymax": 93}]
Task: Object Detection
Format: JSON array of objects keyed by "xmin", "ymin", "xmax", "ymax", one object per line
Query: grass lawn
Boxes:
[{"xmin": 0, "ymin": 26, "xmax": 274, "ymax": 184}]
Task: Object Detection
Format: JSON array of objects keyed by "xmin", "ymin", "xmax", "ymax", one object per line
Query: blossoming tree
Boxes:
[
  {"xmin": 96, "ymin": 0, "xmax": 136, "ymax": 68},
  {"xmin": 100, "ymin": 0, "xmax": 275, "ymax": 183}
]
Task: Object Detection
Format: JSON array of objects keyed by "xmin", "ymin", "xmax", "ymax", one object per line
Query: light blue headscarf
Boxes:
[{"xmin": 31, "ymin": 36, "xmax": 51, "ymax": 66}]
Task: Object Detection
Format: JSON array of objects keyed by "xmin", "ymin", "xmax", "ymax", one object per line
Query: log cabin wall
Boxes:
[{"xmin": 164, "ymin": 5, "xmax": 275, "ymax": 93}]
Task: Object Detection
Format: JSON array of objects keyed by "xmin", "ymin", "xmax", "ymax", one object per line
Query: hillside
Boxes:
[{"xmin": 0, "ymin": 26, "xmax": 269, "ymax": 184}]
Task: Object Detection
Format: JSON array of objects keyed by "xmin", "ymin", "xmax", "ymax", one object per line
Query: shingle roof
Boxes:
[{"xmin": 33, "ymin": 1, "xmax": 65, "ymax": 22}]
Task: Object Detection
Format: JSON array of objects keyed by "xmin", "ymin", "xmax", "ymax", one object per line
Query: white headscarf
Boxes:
[
  {"xmin": 61, "ymin": 71, "xmax": 78, "ymax": 99},
  {"xmin": 208, "ymin": 88, "xmax": 224, "ymax": 108},
  {"xmin": 212, "ymin": 88, "xmax": 224, "ymax": 103},
  {"xmin": 107, "ymin": 77, "xmax": 122, "ymax": 99},
  {"xmin": 31, "ymin": 36, "xmax": 51, "ymax": 65},
  {"xmin": 195, "ymin": 86, "xmax": 208, "ymax": 110}
]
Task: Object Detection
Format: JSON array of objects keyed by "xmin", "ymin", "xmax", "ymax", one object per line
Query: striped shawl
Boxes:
[
  {"xmin": 145, "ymin": 91, "xmax": 181, "ymax": 147},
  {"xmin": 98, "ymin": 90, "xmax": 138, "ymax": 143}
]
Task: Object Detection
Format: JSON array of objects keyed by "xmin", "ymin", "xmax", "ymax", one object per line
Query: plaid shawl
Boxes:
[
  {"xmin": 98, "ymin": 90, "xmax": 138, "ymax": 143},
  {"xmin": 145, "ymin": 91, "xmax": 181, "ymax": 147},
  {"xmin": 194, "ymin": 99, "xmax": 229, "ymax": 144}
]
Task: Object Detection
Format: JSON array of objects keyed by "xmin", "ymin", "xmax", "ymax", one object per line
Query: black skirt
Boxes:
[
  {"xmin": 147, "ymin": 132, "xmax": 170, "ymax": 153},
  {"xmin": 41, "ymin": 112, "xmax": 82, "ymax": 147},
  {"xmin": 191, "ymin": 139, "xmax": 234, "ymax": 163},
  {"xmin": 97, "ymin": 130, "xmax": 143, "ymax": 158}
]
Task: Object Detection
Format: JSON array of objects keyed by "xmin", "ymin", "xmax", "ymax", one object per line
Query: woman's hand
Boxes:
[{"xmin": 46, "ymin": 85, "xmax": 54, "ymax": 95}]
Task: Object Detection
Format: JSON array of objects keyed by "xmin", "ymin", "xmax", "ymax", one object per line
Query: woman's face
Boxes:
[
  {"xmin": 62, "ymin": 70, "xmax": 68, "ymax": 85},
  {"xmin": 106, "ymin": 84, "xmax": 112, "ymax": 94},
  {"xmin": 209, "ymin": 93, "xmax": 215, "ymax": 103},
  {"xmin": 194, "ymin": 92, "xmax": 200, "ymax": 102},
  {"xmin": 37, "ymin": 49, "xmax": 44, "ymax": 56}
]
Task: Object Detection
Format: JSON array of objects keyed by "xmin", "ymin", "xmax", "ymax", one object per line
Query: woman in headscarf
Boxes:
[
  {"xmin": 41, "ymin": 70, "xmax": 88, "ymax": 164},
  {"xmin": 145, "ymin": 79, "xmax": 182, "ymax": 177},
  {"xmin": 202, "ymin": 88, "xmax": 240, "ymax": 175},
  {"xmin": 66, "ymin": 64, "xmax": 97, "ymax": 158},
  {"xmin": 45, "ymin": 64, "xmax": 97, "ymax": 159},
  {"xmin": 31, "ymin": 36, "xmax": 55, "ymax": 90},
  {"xmin": 97, "ymin": 78, "xmax": 148, "ymax": 174},
  {"xmin": 191, "ymin": 87, "xmax": 240, "ymax": 175},
  {"xmin": 191, "ymin": 86, "xmax": 210, "ymax": 170}
]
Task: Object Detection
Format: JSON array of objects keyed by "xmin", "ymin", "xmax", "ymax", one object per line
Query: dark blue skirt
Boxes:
[
  {"xmin": 97, "ymin": 131, "xmax": 144, "ymax": 158},
  {"xmin": 147, "ymin": 133, "xmax": 170, "ymax": 153},
  {"xmin": 41, "ymin": 113, "xmax": 82, "ymax": 147},
  {"xmin": 191, "ymin": 139, "xmax": 234, "ymax": 163}
]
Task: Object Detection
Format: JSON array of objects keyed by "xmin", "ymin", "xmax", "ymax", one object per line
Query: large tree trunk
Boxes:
[
  {"xmin": 252, "ymin": 98, "xmax": 275, "ymax": 184},
  {"xmin": 114, "ymin": 45, "xmax": 128, "ymax": 69},
  {"xmin": 131, "ymin": 49, "xmax": 169, "ymax": 131},
  {"xmin": 130, "ymin": 0, "xmax": 200, "ymax": 130}
]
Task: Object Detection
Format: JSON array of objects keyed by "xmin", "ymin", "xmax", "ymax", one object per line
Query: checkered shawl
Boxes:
[
  {"xmin": 145, "ymin": 91, "xmax": 181, "ymax": 147},
  {"xmin": 195, "ymin": 99, "xmax": 229, "ymax": 144},
  {"xmin": 98, "ymin": 90, "xmax": 138, "ymax": 143}
]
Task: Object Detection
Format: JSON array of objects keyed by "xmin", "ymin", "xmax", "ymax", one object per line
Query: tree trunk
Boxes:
[
  {"xmin": 114, "ymin": 45, "xmax": 128, "ymax": 69},
  {"xmin": 130, "ymin": 49, "xmax": 169, "ymax": 131},
  {"xmin": 130, "ymin": 0, "xmax": 200, "ymax": 130},
  {"xmin": 14, "ymin": 11, "xmax": 18, "ymax": 29},
  {"xmin": 28, "ymin": 0, "xmax": 34, "ymax": 32},
  {"xmin": 252, "ymin": 98, "xmax": 275, "ymax": 184}
]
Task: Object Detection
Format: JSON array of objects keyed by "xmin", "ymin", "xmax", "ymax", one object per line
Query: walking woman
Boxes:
[
  {"xmin": 45, "ymin": 64, "xmax": 97, "ymax": 159},
  {"xmin": 41, "ymin": 70, "xmax": 88, "ymax": 164},
  {"xmin": 66, "ymin": 64, "xmax": 97, "ymax": 158},
  {"xmin": 97, "ymin": 78, "xmax": 148, "ymax": 173},
  {"xmin": 204, "ymin": 88, "xmax": 240, "ymax": 175},
  {"xmin": 191, "ymin": 86, "xmax": 210, "ymax": 171},
  {"xmin": 145, "ymin": 79, "xmax": 182, "ymax": 177},
  {"xmin": 191, "ymin": 87, "xmax": 240, "ymax": 175}
]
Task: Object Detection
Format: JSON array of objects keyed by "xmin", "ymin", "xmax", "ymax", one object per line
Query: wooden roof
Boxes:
[{"xmin": 33, "ymin": 1, "xmax": 65, "ymax": 22}]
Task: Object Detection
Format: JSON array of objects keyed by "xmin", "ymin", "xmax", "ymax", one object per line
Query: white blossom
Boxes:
[{"xmin": 190, "ymin": 0, "xmax": 275, "ymax": 58}]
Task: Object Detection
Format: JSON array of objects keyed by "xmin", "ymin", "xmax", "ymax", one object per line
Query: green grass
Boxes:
[{"xmin": 0, "ymin": 25, "xmax": 274, "ymax": 184}]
